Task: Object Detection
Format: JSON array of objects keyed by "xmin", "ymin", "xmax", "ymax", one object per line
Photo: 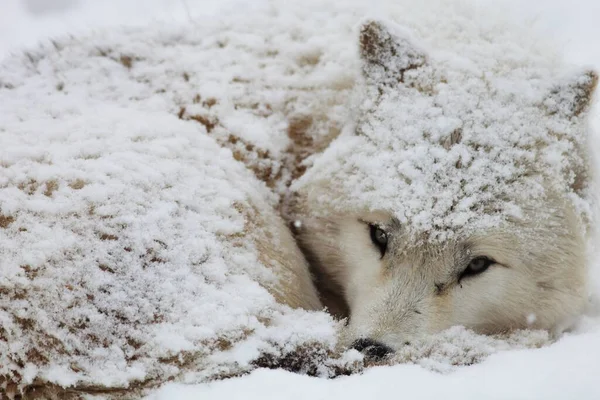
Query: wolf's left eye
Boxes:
[
  {"xmin": 369, "ymin": 224, "xmax": 388, "ymax": 258},
  {"xmin": 459, "ymin": 257, "xmax": 493, "ymax": 282}
]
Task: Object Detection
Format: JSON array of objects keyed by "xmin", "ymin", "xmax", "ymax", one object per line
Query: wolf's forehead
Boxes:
[
  {"xmin": 342, "ymin": 89, "xmax": 537, "ymax": 235},
  {"xmin": 362, "ymin": 68, "xmax": 556, "ymax": 148},
  {"xmin": 297, "ymin": 77, "xmax": 588, "ymax": 241}
]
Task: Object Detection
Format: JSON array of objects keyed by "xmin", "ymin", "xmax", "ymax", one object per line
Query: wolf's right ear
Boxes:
[{"xmin": 359, "ymin": 20, "xmax": 427, "ymax": 87}]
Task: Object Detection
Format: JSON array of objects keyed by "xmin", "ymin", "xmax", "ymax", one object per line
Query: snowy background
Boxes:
[{"xmin": 2, "ymin": 0, "xmax": 600, "ymax": 398}]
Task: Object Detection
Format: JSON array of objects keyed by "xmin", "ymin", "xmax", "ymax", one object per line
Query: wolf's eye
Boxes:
[
  {"xmin": 369, "ymin": 224, "xmax": 388, "ymax": 258},
  {"xmin": 459, "ymin": 257, "xmax": 493, "ymax": 282}
]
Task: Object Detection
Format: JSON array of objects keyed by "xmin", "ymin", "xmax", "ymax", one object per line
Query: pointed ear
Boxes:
[
  {"xmin": 359, "ymin": 19, "xmax": 427, "ymax": 87},
  {"xmin": 543, "ymin": 70, "xmax": 598, "ymax": 118}
]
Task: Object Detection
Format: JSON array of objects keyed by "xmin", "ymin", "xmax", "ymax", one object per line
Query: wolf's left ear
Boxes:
[
  {"xmin": 543, "ymin": 70, "xmax": 598, "ymax": 118},
  {"xmin": 359, "ymin": 19, "xmax": 427, "ymax": 87}
]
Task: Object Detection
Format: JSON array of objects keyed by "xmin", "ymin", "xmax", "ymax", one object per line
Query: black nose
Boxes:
[{"xmin": 351, "ymin": 338, "xmax": 393, "ymax": 360}]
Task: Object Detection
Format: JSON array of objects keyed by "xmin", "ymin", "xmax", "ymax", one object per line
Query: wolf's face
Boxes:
[
  {"xmin": 289, "ymin": 20, "xmax": 597, "ymax": 358},
  {"xmin": 294, "ymin": 197, "xmax": 586, "ymax": 354}
]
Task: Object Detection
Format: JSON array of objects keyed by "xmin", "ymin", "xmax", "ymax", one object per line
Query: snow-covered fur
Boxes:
[
  {"xmin": 290, "ymin": 19, "xmax": 597, "ymax": 352},
  {"xmin": 0, "ymin": 0, "xmax": 597, "ymax": 397},
  {"xmin": 0, "ymin": 8, "xmax": 348, "ymax": 395},
  {"xmin": 0, "ymin": 97, "xmax": 335, "ymax": 397}
]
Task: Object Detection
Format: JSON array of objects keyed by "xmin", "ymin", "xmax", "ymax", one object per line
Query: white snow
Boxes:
[
  {"xmin": 1, "ymin": 0, "xmax": 600, "ymax": 399},
  {"xmin": 527, "ymin": 313, "xmax": 538, "ymax": 326},
  {"xmin": 150, "ymin": 328, "xmax": 600, "ymax": 400}
]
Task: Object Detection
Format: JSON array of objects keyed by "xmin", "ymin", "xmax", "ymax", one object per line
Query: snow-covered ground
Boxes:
[{"xmin": 2, "ymin": 0, "xmax": 600, "ymax": 399}]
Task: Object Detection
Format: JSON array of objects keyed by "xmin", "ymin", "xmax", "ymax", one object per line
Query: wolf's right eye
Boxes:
[
  {"xmin": 369, "ymin": 224, "xmax": 388, "ymax": 258},
  {"xmin": 459, "ymin": 257, "xmax": 493, "ymax": 283}
]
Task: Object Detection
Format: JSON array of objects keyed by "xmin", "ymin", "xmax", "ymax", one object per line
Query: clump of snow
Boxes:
[
  {"xmin": 527, "ymin": 313, "xmax": 538, "ymax": 325},
  {"xmin": 384, "ymin": 326, "xmax": 551, "ymax": 373}
]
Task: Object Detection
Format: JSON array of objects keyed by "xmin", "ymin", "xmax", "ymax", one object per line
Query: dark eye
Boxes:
[
  {"xmin": 459, "ymin": 257, "xmax": 493, "ymax": 282},
  {"xmin": 369, "ymin": 224, "xmax": 388, "ymax": 258}
]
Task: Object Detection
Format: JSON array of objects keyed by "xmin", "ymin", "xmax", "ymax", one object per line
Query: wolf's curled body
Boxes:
[{"xmin": 0, "ymin": 0, "xmax": 596, "ymax": 397}]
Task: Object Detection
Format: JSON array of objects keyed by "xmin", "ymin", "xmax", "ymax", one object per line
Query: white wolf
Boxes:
[
  {"xmin": 1, "ymin": 1, "xmax": 598, "ymax": 396},
  {"xmin": 289, "ymin": 19, "xmax": 598, "ymax": 358}
]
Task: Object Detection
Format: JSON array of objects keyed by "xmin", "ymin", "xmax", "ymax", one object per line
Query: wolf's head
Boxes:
[{"xmin": 288, "ymin": 20, "xmax": 597, "ymax": 358}]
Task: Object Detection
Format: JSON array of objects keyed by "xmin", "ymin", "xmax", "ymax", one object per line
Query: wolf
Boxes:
[
  {"xmin": 288, "ymin": 19, "xmax": 598, "ymax": 359},
  {"xmin": 1, "ymin": 3, "xmax": 597, "ymax": 396}
]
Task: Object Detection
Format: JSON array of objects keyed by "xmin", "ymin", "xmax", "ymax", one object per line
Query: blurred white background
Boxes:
[
  {"xmin": 0, "ymin": 0, "xmax": 245, "ymax": 56},
  {"xmin": 1, "ymin": 0, "xmax": 600, "ymax": 66},
  {"xmin": 0, "ymin": 0, "xmax": 600, "ymax": 65}
]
